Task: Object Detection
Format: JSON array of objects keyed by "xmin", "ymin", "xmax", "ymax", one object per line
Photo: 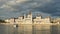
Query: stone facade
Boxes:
[{"xmin": 5, "ymin": 12, "xmax": 52, "ymax": 24}]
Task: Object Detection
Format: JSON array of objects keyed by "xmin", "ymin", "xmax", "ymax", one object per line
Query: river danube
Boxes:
[{"xmin": 0, "ymin": 24, "xmax": 60, "ymax": 34}]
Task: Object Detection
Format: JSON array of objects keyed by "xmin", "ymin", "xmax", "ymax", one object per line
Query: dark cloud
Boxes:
[
  {"xmin": 41, "ymin": 0, "xmax": 60, "ymax": 16},
  {"xmin": 14, "ymin": 0, "xmax": 60, "ymax": 16},
  {"xmin": 0, "ymin": 0, "xmax": 13, "ymax": 6},
  {"xmin": 0, "ymin": 0, "xmax": 60, "ymax": 19}
]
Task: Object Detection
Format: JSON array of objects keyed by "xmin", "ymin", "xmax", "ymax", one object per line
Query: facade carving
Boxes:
[{"xmin": 5, "ymin": 12, "xmax": 60, "ymax": 24}]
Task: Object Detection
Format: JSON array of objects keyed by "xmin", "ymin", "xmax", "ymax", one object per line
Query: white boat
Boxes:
[
  {"xmin": 14, "ymin": 24, "xmax": 16, "ymax": 27},
  {"xmin": 13, "ymin": 24, "xmax": 18, "ymax": 28}
]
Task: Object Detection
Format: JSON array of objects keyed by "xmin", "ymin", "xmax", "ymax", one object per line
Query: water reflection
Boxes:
[
  {"xmin": 50, "ymin": 25, "xmax": 58, "ymax": 34},
  {"xmin": 32, "ymin": 24, "xmax": 51, "ymax": 34},
  {"xmin": 0, "ymin": 24, "xmax": 60, "ymax": 34}
]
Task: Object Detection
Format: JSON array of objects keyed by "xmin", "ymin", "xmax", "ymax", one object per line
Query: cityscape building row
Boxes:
[{"xmin": 5, "ymin": 12, "xmax": 60, "ymax": 24}]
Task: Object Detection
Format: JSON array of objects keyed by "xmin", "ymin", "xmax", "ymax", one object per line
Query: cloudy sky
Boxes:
[{"xmin": 0, "ymin": 0, "xmax": 60, "ymax": 19}]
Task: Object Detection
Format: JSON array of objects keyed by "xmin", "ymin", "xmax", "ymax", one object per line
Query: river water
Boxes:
[{"xmin": 0, "ymin": 24, "xmax": 60, "ymax": 34}]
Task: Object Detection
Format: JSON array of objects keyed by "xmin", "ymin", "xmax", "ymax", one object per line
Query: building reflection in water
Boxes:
[
  {"xmin": 0, "ymin": 24, "xmax": 60, "ymax": 34},
  {"xmin": 32, "ymin": 24, "xmax": 51, "ymax": 34},
  {"xmin": 50, "ymin": 24, "xmax": 60, "ymax": 34}
]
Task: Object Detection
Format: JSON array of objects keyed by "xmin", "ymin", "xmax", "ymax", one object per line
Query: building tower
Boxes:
[
  {"xmin": 45, "ymin": 16, "xmax": 51, "ymax": 23},
  {"xmin": 25, "ymin": 11, "xmax": 32, "ymax": 24},
  {"xmin": 27, "ymin": 11, "xmax": 32, "ymax": 18},
  {"xmin": 36, "ymin": 14, "xmax": 42, "ymax": 19}
]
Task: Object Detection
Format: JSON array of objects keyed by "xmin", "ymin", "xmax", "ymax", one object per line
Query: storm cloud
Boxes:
[{"xmin": 0, "ymin": 0, "xmax": 60, "ymax": 19}]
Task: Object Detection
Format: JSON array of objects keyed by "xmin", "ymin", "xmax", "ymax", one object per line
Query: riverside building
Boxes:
[{"xmin": 5, "ymin": 12, "xmax": 59, "ymax": 24}]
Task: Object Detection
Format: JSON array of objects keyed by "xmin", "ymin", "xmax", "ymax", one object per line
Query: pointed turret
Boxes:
[
  {"xmin": 36, "ymin": 14, "xmax": 42, "ymax": 19},
  {"xmin": 29, "ymin": 11, "xmax": 32, "ymax": 15},
  {"xmin": 27, "ymin": 11, "xmax": 32, "ymax": 18}
]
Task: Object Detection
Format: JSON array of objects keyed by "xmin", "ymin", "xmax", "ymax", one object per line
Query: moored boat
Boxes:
[{"xmin": 13, "ymin": 24, "xmax": 18, "ymax": 28}]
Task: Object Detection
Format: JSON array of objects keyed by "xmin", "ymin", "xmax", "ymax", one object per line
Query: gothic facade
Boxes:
[{"xmin": 5, "ymin": 12, "xmax": 51, "ymax": 24}]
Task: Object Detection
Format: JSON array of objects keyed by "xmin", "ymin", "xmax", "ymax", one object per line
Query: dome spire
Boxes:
[{"xmin": 29, "ymin": 11, "xmax": 32, "ymax": 15}]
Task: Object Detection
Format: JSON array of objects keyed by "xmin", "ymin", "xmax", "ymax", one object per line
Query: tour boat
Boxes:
[{"xmin": 14, "ymin": 24, "xmax": 18, "ymax": 28}]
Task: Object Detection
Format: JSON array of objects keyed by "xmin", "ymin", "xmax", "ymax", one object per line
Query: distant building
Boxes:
[
  {"xmin": 5, "ymin": 19, "xmax": 9, "ymax": 23},
  {"xmin": 5, "ymin": 12, "xmax": 59, "ymax": 24}
]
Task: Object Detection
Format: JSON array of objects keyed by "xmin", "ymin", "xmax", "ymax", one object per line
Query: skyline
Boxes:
[{"xmin": 0, "ymin": 0, "xmax": 60, "ymax": 19}]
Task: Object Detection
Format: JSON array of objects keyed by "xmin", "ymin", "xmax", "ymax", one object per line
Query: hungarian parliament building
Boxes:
[{"xmin": 5, "ymin": 12, "xmax": 60, "ymax": 24}]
